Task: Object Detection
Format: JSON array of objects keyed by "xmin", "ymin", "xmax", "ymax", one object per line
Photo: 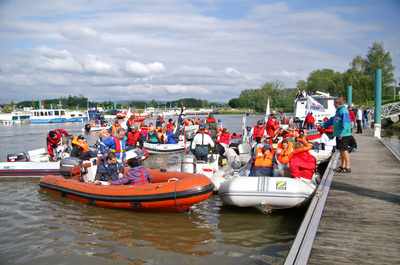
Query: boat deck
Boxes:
[{"xmin": 285, "ymin": 129, "xmax": 400, "ymax": 264}]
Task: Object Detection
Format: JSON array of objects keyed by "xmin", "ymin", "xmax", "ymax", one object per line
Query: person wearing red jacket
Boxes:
[
  {"xmin": 348, "ymin": 105, "xmax": 355, "ymax": 130},
  {"xmin": 266, "ymin": 116, "xmax": 279, "ymax": 138},
  {"xmin": 289, "ymin": 139, "xmax": 316, "ymax": 180},
  {"xmin": 305, "ymin": 112, "xmax": 315, "ymax": 130},
  {"xmin": 46, "ymin": 129, "xmax": 70, "ymax": 161},
  {"xmin": 126, "ymin": 124, "xmax": 142, "ymax": 150}
]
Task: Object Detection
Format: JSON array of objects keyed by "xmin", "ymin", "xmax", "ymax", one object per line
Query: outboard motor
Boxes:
[
  {"xmin": 7, "ymin": 152, "xmax": 30, "ymax": 162},
  {"xmin": 181, "ymin": 154, "xmax": 197, "ymax": 173},
  {"xmin": 84, "ymin": 123, "xmax": 91, "ymax": 132},
  {"xmin": 60, "ymin": 157, "xmax": 84, "ymax": 179}
]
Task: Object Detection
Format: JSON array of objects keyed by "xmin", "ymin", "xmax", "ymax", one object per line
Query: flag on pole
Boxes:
[
  {"xmin": 306, "ymin": 95, "xmax": 325, "ymax": 112},
  {"xmin": 172, "ymin": 102, "xmax": 186, "ymax": 143},
  {"xmin": 264, "ymin": 98, "xmax": 271, "ymax": 123}
]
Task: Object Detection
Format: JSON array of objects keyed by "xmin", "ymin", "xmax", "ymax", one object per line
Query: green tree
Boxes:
[{"xmin": 364, "ymin": 41, "xmax": 396, "ymax": 96}]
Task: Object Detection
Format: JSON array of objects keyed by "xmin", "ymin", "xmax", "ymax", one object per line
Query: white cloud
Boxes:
[
  {"xmin": 0, "ymin": 0, "xmax": 398, "ymax": 103},
  {"xmin": 126, "ymin": 61, "xmax": 166, "ymax": 76},
  {"xmin": 84, "ymin": 54, "xmax": 114, "ymax": 75}
]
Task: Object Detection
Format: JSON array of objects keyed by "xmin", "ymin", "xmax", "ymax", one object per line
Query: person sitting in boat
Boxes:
[
  {"xmin": 249, "ymin": 120, "xmax": 267, "ymax": 148},
  {"xmin": 244, "ymin": 144, "xmax": 278, "ymax": 177},
  {"xmin": 71, "ymin": 135, "xmax": 97, "ymax": 160},
  {"xmin": 108, "ymin": 120, "xmax": 121, "ymax": 135},
  {"xmin": 276, "ymin": 139, "xmax": 293, "ymax": 176},
  {"xmin": 288, "ymin": 138, "xmax": 316, "ymax": 180},
  {"xmin": 46, "ymin": 129, "xmax": 71, "ymax": 161},
  {"xmin": 266, "ymin": 116, "xmax": 279, "ymax": 139},
  {"xmin": 297, "ymin": 129, "xmax": 309, "ymax": 142},
  {"xmin": 218, "ymin": 128, "xmax": 231, "ymax": 146},
  {"xmin": 156, "ymin": 114, "xmax": 165, "ymax": 127},
  {"xmin": 166, "ymin": 119, "xmax": 174, "ymax": 132},
  {"xmin": 126, "ymin": 115, "xmax": 135, "ymax": 128},
  {"xmin": 147, "ymin": 123, "xmax": 161, "ymax": 143},
  {"xmin": 205, "ymin": 114, "xmax": 218, "ymax": 138},
  {"xmin": 191, "ymin": 123, "xmax": 215, "ymax": 161},
  {"xmin": 165, "ymin": 124, "xmax": 177, "ymax": 144},
  {"xmin": 93, "ymin": 152, "xmax": 124, "ymax": 184},
  {"xmin": 110, "ymin": 157, "xmax": 153, "ymax": 185},
  {"xmin": 100, "ymin": 127, "xmax": 127, "ymax": 162},
  {"xmin": 126, "ymin": 124, "xmax": 143, "ymax": 151}
]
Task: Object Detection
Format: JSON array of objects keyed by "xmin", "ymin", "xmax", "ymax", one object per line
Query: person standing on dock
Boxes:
[
  {"xmin": 321, "ymin": 97, "xmax": 352, "ymax": 173},
  {"xmin": 355, "ymin": 106, "xmax": 363, "ymax": 134}
]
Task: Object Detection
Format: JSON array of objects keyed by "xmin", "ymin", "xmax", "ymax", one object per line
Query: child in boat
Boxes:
[{"xmin": 110, "ymin": 158, "xmax": 153, "ymax": 185}]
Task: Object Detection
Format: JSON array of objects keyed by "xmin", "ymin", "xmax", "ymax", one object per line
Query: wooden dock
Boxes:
[{"xmin": 285, "ymin": 130, "xmax": 400, "ymax": 264}]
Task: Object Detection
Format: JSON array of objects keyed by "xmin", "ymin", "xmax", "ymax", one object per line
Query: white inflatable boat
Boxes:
[{"xmin": 218, "ymin": 176, "xmax": 317, "ymax": 213}]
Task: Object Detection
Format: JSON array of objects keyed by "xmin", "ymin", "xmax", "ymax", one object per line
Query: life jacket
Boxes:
[
  {"xmin": 184, "ymin": 120, "xmax": 189, "ymax": 126},
  {"xmin": 132, "ymin": 167, "xmax": 149, "ymax": 185},
  {"xmin": 127, "ymin": 118, "xmax": 135, "ymax": 127},
  {"xmin": 206, "ymin": 118, "xmax": 216, "ymax": 123},
  {"xmin": 127, "ymin": 131, "xmax": 140, "ymax": 146},
  {"xmin": 276, "ymin": 142, "xmax": 293, "ymax": 165},
  {"xmin": 72, "ymin": 136, "xmax": 89, "ymax": 153},
  {"xmin": 99, "ymin": 130, "xmax": 110, "ymax": 138},
  {"xmin": 100, "ymin": 157, "xmax": 120, "ymax": 181},
  {"xmin": 46, "ymin": 129, "xmax": 63, "ymax": 146},
  {"xmin": 252, "ymin": 126, "xmax": 266, "ymax": 140},
  {"xmin": 110, "ymin": 124, "xmax": 121, "ymax": 135},
  {"xmin": 108, "ymin": 135, "xmax": 123, "ymax": 154},
  {"xmin": 219, "ymin": 132, "xmax": 231, "ymax": 145},
  {"xmin": 289, "ymin": 138, "xmax": 312, "ymax": 161},
  {"xmin": 157, "ymin": 127, "xmax": 165, "ymax": 139},
  {"xmin": 254, "ymin": 147, "xmax": 275, "ymax": 167}
]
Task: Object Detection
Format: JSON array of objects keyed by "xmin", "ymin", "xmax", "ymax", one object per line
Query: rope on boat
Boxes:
[
  {"xmin": 54, "ymin": 179, "xmax": 165, "ymax": 190},
  {"xmin": 174, "ymin": 179, "xmax": 190, "ymax": 216}
]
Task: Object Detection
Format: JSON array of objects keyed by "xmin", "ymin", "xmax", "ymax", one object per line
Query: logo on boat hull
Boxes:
[{"xmin": 276, "ymin": 181, "xmax": 286, "ymax": 190}]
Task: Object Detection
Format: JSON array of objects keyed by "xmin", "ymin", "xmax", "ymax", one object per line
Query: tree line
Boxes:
[{"xmin": 229, "ymin": 41, "xmax": 396, "ymax": 112}]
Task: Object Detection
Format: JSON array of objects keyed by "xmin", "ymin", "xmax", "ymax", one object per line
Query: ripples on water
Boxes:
[
  {"xmin": 1, "ymin": 115, "xmax": 311, "ymax": 264},
  {"xmin": 0, "ymin": 178, "xmax": 306, "ymax": 265}
]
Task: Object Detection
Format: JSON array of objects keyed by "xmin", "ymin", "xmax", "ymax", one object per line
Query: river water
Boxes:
[
  {"xmin": 0, "ymin": 114, "xmax": 305, "ymax": 265},
  {"xmin": 1, "ymin": 114, "xmax": 398, "ymax": 264}
]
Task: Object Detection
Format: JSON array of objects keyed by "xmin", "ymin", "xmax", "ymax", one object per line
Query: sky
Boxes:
[{"xmin": 0, "ymin": 0, "xmax": 399, "ymax": 104}]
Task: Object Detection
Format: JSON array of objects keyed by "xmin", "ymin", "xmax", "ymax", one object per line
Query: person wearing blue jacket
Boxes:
[
  {"xmin": 100, "ymin": 127, "xmax": 127, "ymax": 162},
  {"xmin": 165, "ymin": 124, "xmax": 177, "ymax": 144},
  {"xmin": 321, "ymin": 97, "xmax": 352, "ymax": 173}
]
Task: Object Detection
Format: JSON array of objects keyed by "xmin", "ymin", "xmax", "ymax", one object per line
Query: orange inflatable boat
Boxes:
[{"xmin": 38, "ymin": 169, "xmax": 214, "ymax": 212}]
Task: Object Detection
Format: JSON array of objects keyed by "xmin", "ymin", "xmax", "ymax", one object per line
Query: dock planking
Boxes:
[{"xmin": 307, "ymin": 130, "xmax": 400, "ymax": 264}]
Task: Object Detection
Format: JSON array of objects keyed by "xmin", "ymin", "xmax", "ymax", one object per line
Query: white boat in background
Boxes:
[
  {"xmin": 293, "ymin": 91, "xmax": 336, "ymax": 124},
  {"xmin": 29, "ymin": 109, "xmax": 69, "ymax": 123},
  {"xmin": 218, "ymin": 176, "xmax": 318, "ymax": 213},
  {"xmin": 0, "ymin": 110, "xmax": 31, "ymax": 124},
  {"xmin": 66, "ymin": 110, "xmax": 87, "ymax": 122}
]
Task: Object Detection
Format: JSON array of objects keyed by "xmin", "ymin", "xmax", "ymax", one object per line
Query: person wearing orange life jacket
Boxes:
[
  {"xmin": 249, "ymin": 120, "xmax": 267, "ymax": 147},
  {"xmin": 46, "ymin": 129, "xmax": 71, "ymax": 161},
  {"xmin": 100, "ymin": 127, "xmax": 127, "ymax": 162},
  {"xmin": 289, "ymin": 138, "xmax": 316, "ymax": 180},
  {"xmin": 276, "ymin": 139, "xmax": 293, "ymax": 175},
  {"xmin": 245, "ymin": 144, "xmax": 278, "ymax": 177},
  {"xmin": 166, "ymin": 119, "xmax": 174, "ymax": 132},
  {"xmin": 71, "ymin": 135, "xmax": 97, "ymax": 160},
  {"xmin": 108, "ymin": 120, "xmax": 121, "ymax": 135},
  {"xmin": 156, "ymin": 114, "xmax": 165, "ymax": 127},
  {"xmin": 266, "ymin": 116, "xmax": 279, "ymax": 139}
]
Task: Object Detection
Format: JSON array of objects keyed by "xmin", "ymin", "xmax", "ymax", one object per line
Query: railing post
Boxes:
[
  {"xmin": 374, "ymin": 69, "xmax": 382, "ymax": 139},
  {"xmin": 347, "ymin": 85, "xmax": 352, "ymax": 107}
]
